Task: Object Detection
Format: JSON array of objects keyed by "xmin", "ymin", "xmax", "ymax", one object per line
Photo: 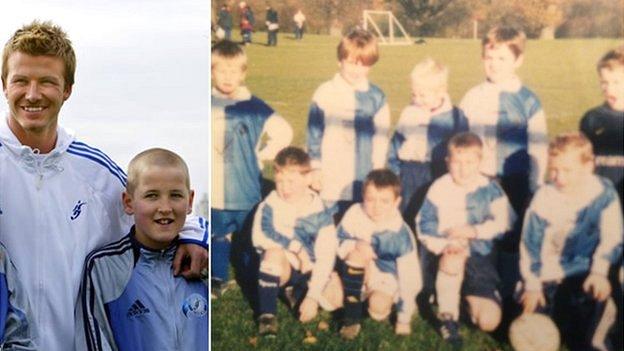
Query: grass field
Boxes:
[{"xmin": 211, "ymin": 32, "xmax": 622, "ymax": 350}]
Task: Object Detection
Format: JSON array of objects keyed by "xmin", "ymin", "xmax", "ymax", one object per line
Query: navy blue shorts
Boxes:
[
  {"xmin": 399, "ymin": 161, "xmax": 432, "ymax": 224},
  {"xmin": 462, "ymin": 254, "xmax": 502, "ymax": 306},
  {"xmin": 421, "ymin": 250, "xmax": 502, "ymax": 305}
]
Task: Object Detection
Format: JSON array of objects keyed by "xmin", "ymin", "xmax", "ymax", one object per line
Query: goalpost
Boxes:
[{"xmin": 363, "ymin": 10, "xmax": 412, "ymax": 45}]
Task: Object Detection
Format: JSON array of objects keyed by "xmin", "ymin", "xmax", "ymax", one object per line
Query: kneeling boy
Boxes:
[
  {"xmin": 417, "ymin": 132, "xmax": 515, "ymax": 347},
  {"xmin": 519, "ymin": 132, "xmax": 623, "ymax": 351},
  {"xmin": 252, "ymin": 146, "xmax": 341, "ymax": 336},
  {"xmin": 77, "ymin": 149, "xmax": 208, "ymax": 350},
  {"xmin": 337, "ymin": 169, "xmax": 421, "ymax": 339}
]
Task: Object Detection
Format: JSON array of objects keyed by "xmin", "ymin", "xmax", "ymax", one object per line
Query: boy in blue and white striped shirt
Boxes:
[
  {"xmin": 417, "ymin": 132, "xmax": 515, "ymax": 348},
  {"xmin": 337, "ymin": 169, "xmax": 421, "ymax": 339},
  {"xmin": 459, "ymin": 26, "xmax": 549, "ymax": 303},
  {"xmin": 211, "ymin": 40, "xmax": 293, "ymax": 297},
  {"xmin": 388, "ymin": 57, "xmax": 469, "ymax": 224},
  {"xmin": 252, "ymin": 147, "xmax": 341, "ymax": 336},
  {"xmin": 307, "ymin": 29, "xmax": 391, "ymax": 222},
  {"xmin": 519, "ymin": 132, "xmax": 623, "ymax": 351}
]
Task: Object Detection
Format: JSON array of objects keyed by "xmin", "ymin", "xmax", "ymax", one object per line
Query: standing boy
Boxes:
[
  {"xmin": 519, "ymin": 132, "xmax": 622, "ymax": 351},
  {"xmin": 580, "ymin": 46, "xmax": 624, "ymax": 209},
  {"xmin": 459, "ymin": 26, "xmax": 549, "ymax": 298},
  {"xmin": 388, "ymin": 57, "xmax": 469, "ymax": 224},
  {"xmin": 77, "ymin": 149, "xmax": 208, "ymax": 350},
  {"xmin": 417, "ymin": 132, "xmax": 515, "ymax": 347},
  {"xmin": 336, "ymin": 169, "xmax": 421, "ymax": 339},
  {"xmin": 307, "ymin": 29, "xmax": 391, "ymax": 221},
  {"xmin": 252, "ymin": 146, "xmax": 341, "ymax": 336},
  {"xmin": 211, "ymin": 40, "xmax": 293, "ymax": 297}
]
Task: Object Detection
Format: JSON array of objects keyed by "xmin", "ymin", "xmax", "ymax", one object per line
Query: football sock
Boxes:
[
  {"xmin": 342, "ymin": 263, "xmax": 365, "ymax": 323},
  {"xmin": 258, "ymin": 261, "xmax": 281, "ymax": 316},
  {"xmin": 436, "ymin": 269, "xmax": 463, "ymax": 320}
]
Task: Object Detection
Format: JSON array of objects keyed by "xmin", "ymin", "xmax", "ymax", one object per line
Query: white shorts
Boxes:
[{"xmin": 364, "ymin": 261, "xmax": 398, "ymax": 300}]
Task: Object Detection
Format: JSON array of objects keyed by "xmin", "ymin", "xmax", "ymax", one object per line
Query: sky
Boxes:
[{"xmin": 0, "ymin": 0, "xmax": 210, "ymax": 201}]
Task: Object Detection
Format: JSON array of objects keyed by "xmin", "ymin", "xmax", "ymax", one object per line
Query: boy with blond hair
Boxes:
[
  {"xmin": 211, "ymin": 40, "xmax": 293, "ymax": 296},
  {"xmin": 252, "ymin": 146, "xmax": 341, "ymax": 336},
  {"xmin": 388, "ymin": 57, "xmax": 469, "ymax": 222},
  {"xmin": 519, "ymin": 132, "xmax": 622, "ymax": 351},
  {"xmin": 77, "ymin": 148, "xmax": 208, "ymax": 350},
  {"xmin": 336, "ymin": 169, "xmax": 421, "ymax": 339},
  {"xmin": 307, "ymin": 29, "xmax": 391, "ymax": 222},
  {"xmin": 417, "ymin": 132, "xmax": 515, "ymax": 347}
]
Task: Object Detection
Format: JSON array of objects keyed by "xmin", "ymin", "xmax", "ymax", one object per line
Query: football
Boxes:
[{"xmin": 509, "ymin": 313, "xmax": 560, "ymax": 351}]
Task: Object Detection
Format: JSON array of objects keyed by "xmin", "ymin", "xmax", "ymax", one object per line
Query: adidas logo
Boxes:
[{"xmin": 127, "ymin": 299, "xmax": 150, "ymax": 318}]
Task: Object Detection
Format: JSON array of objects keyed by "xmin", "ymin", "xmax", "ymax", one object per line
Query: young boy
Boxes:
[
  {"xmin": 519, "ymin": 132, "xmax": 623, "ymax": 351},
  {"xmin": 417, "ymin": 132, "xmax": 515, "ymax": 347},
  {"xmin": 307, "ymin": 29, "xmax": 391, "ymax": 222},
  {"xmin": 252, "ymin": 146, "xmax": 341, "ymax": 336},
  {"xmin": 580, "ymin": 45, "xmax": 624, "ymax": 351},
  {"xmin": 580, "ymin": 46, "xmax": 624, "ymax": 209},
  {"xmin": 211, "ymin": 40, "xmax": 293, "ymax": 297},
  {"xmin": 388, "ymin": 57, "xmax": 469, "ymax": 223},
  {"xmin": 336, "ymin": 169, "xmax": 421, "ymax": 339},
  {"xmin": 77, "ymin": 148, "xmax": 208, "ymax": 350},
  {"xmin": 459, "ymin": 26, "xmax": 549, "ymax": 300}
]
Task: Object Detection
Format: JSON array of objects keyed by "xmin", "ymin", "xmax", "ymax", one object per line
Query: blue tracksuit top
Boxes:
[
  {"xmin": 77, "ymin": 228, "xmax": 208, "ymax": 351},
  {"xmin": 388, "ymin": 95, "xmax": 469, "ymax": 176},
  {"xmin": 212, "ymin": 87, "xmax": 293, "ymax": 210}
]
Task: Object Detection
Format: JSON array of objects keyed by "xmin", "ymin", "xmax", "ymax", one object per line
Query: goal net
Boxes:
[{"xmin": 363, "ymin": 10, "xmax": 412, "ymax": 45}]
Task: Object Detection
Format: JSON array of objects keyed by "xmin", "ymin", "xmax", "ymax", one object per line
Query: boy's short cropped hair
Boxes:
[
  {"xmin": 274, "ymin": 146, "xmax": 311, "ymax": 173},
  {"xmin": 211, "ymin": 39, "xmax": 247, "ymax": 70},
  {"xmin": 2, "ymin": 20, "xmax": 76, "ymax": 86},
  {"xmin": 337, "ymin": 29, "xmax": 379, "ymax": 66},
  {"xmin": 410, "ymin": 57, "xmax": 448, "ymax": 89},
  {"xmin": 548, "ymin": 132, "xmax": 594, "ymax": 164},
  {"xmin": 364, "ymin": 169, "xmax": 401, "ymax": 197},
  {"xmin": 448, "ymin": 132, "xmax": 483, "ymax": 154},
  {"xmin": 482, "ymin": 26, "xmax": 526, "ymax": 59},
  {"xmin": 126, "ymin": 148, "xmax": 191, "ymax": 194},
  {"xmin": 597, "ymin": 45, "xmax": 624, "ymax": 72}
]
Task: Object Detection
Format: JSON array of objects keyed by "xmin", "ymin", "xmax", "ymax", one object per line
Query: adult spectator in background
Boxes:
[
  {"xmin": 266, "ymin": 5, "xmax": 279, "ymax": 46},
  {"xmin": 239, "ymin": 2, "xmax": 254, "ymax": 45},
  {"xmin": 294, "ymin": 9, "xmax": 306, "ymax": 40},
  {"xmin": 217, "ymin": 4, "xmax": 233, "ymax": 40}
]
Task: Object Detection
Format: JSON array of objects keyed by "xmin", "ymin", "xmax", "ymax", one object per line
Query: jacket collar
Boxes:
[
  {"xmin": 129, "ymin": 225, "xmax": 178, "ymax": 264},
  {"xmin": 0, "ymin": 115, "xmax": 75, "ymax": 174}
]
